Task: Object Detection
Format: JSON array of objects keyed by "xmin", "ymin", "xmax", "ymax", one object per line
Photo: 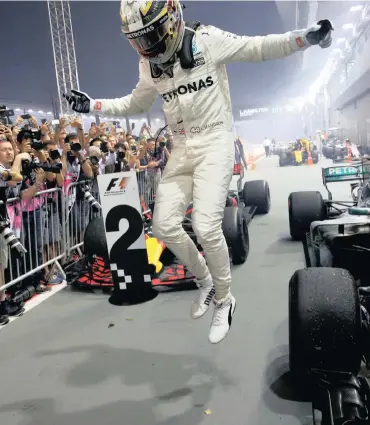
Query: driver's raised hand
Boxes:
[{"xmin": 63, "ymin": 89, "xmax": 95, "ymax": 114}]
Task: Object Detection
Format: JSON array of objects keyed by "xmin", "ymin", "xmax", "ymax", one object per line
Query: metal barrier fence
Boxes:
[
  {"xmin": 0, "ymin": 169, "xmax": 162, "ymax": 292},
  {"xmin": 0, "ymin": 187, "xmax": 67, "ymax": 292},
  {"xmin": 64, "ymin": 180, "xmax": 102, "ymax": 258},
  {"xmin": 137, "ymin": 168, "xmax": 162, "ymax": 207}
]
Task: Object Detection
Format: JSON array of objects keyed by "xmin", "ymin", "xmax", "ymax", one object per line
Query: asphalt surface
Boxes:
[{"xmin": 0, "ymin": 156, "xmax": 352, "ymax": 425}]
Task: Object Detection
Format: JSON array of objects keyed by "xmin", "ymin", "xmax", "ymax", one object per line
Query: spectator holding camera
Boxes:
[
  {"xmin": 146, "ymin": 138, "xmax": 164, "ymax": 169},
  {"xmin": 88, "ymin": 137, "xmax": 114, "ymax": 174},
  {"xmin": 157, "ymin": 136, "xmax": 171, "ymax": 168},
  {"xmin": 61, "ymin": 133, "xmax": 93, "ymax": 187},
  {"xmin": 42, "ymin": 142, "xmax": 65, "ymax": 285},
  {"xmin": 14, "ymin": 130, "xmax": 50, "ymax": 293},
  {"xmin": 112, "ymin": 142, "xmax": 128, "ymax": 172},
  {"xmin": 87, "ymin": 145, "xmax": 104, "ymax": 176},
  {"xmin": 62, "ymin": 132, "xmax": 93, "ymax": 247},
  {"xmin": 103, "ymin": 137, "xmax": 117, "ymax": 174},
  {"xmin": 107, "ymin": 134, "xmax": 117, "ymax": 150},
  {"xmin": 0, "ymin": 123, "xmax": 18, "ymax": 155}
]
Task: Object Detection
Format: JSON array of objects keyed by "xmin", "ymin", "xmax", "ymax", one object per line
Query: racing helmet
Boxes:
[{"xmin": 120, "ymin": 0, "xmax": 185, "ymax": 65}]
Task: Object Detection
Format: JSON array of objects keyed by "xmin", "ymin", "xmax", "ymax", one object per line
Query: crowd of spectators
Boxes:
[{"xmin": 0, "ymin": 111, "xmax": 172, "ymax": 326}]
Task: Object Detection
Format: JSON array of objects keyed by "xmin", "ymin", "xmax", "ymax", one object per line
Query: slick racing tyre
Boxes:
[
  {"xmin": 279, "ymin": 153, "xmax": 288, "ymax": 166},
  {"xmin": 288, "ymin": 191, "xmax": 326, "ymax": 240},
  {"xmin": 325, "ymin": 146, "xmax": 334, "ymax": 159},
  {"xmin": 289, "ymin": 268, "xmax": 361, "ymax": 382},
  {"xmin": 311, "ymin": 150, "xmax": 319, "ymax": 164},
  {"xmin": 84, "ymin": 217, "xmax": 109, "ymax": 260},
  {"xmin": 222, "ymin": 206, "xmax": 249, "ymax": 265},
  {"xmin": 243, "ymin": 180, "xmax": 271, "ymax": 214}
]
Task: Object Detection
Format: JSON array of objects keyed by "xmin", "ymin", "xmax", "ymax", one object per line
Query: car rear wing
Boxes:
[{"xmin": 322, "ymin": 163, "xmax": 370, "ymax": 184}]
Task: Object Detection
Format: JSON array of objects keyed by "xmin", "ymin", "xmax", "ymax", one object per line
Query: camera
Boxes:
[
  {"xmin": 0, "ymin": 211, "xmax": 27, "ymax": 259},
  {"xmin": 101, "ymin": 142, "xmax": 109, "ymax": 153},
  {"xmin": 49, "ymin": 149, "xmax": 61, "ymax": 161},
  {"xmin": 90, "ymin": 156, "xmax": 99, "ymax": 166},
  {"xmin": 65, "ymin": 134, "xmax": 82, "ymax": 153},
  {"xmin": 66, "ymin": 141, "xmax": 82, "ymax": 152},
  {"xmin": 71, "ymin": 142, "xmax": 82, "ymax": 152},
  {"xmin": 17, "ymin": 129, "xmax": 44, "ymax": 150},
  {"xmin": 21, "ymin": 159, "xmax": 62, "ymax": 177},
  {"xmin": 0, "ymin": 106, "xmax": 15, "ymax": 125},
  {"xmin": 62, "ymin": 114, "xmax": 79, "ymax": 126},
  {"xmin": 12, "ymin": 285, "xmax": 35, "ymax": 304},
  {"xmin": 117, "ymin": 151, "xmax": 125, "ymax": 161},
  {"xmin": 80, "ymin": 185, "xmax": 101, "ymax": 212},
  {"xmin": 30, "ymin": 140, "xmax": 44, "ymax": 151},
  {"xmin": 0, "ymin": 106, "xmax": 15, "ymax": 118}
]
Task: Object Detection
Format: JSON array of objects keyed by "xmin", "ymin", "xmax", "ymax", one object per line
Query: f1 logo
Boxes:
[
  {"xmin": 106, "ymin": 177, "xmax": 128, "ymax": 192},
  {"xmin": 106, "ymin": 178, "xmax": 119, "ymax": 192}
]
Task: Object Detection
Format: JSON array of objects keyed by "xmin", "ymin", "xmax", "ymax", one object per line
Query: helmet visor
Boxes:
[{"xmin": 124, "ymin": 14, "xmax": 173, "ymax": 58}]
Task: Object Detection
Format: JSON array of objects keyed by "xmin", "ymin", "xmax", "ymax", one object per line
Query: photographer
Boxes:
[
  {"xmin": 113, "ymin": 142, "xmax": 129, "ymax": 172},
  {"xmin": 16, "ymin": 130, "xmax": 52, "ymax": 293},
  {"xmin": 62, "ymin": 133, "xmax": 93, "ymax": 186},
  {"xmin": 43, "ymin": 142, "xmax": 65, "ymax": 285},
  {"xmin": 0, "ymin": 123, "xmax": 18, "ymax": 155},
  {"xmin": 88, "ymin": 137, "xmax": 113, "ymax": 174},
  {"xmin": 100, "ymin": 137, "xmax": 117, "ymax": 175},
  {"xmin": 54, "ymin": 116, "xmax": 85, "ymax": 153},
  {"xmin": 102, "ymin": 133, "xmax": 119, "ymax": 174},
  {"xmin": 147, "ymin": 138, "xmax": 165, "ymax": 169},
  {"xmin": 107, "ymin": 134, "xmax": 117, "ymax": 150},
  {"xmin": 0, "ymin": 136, "xmax": 25, "ymax": 325},
  {"xmin": 87, "ymin": 145, "xmax": 104, "ymax": 177},
  {"xmin": 158, "ymin": 136, "xmax": 171, "ymax": 168},
  {"xmin": 62, "ymin": 133, "xmax": 93, "ymax": 248}
]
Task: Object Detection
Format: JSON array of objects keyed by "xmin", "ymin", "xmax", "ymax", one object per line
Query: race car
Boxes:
[
  {"xmin": 331, "ymin": 138, "xmax": 361, "ymax": 163},
  {"xmin": 76, "ymin": 164, "xmax": 271, "ymax": 290},
  {"xmin": 278, "ymin": 139, "xmax": 319, "ymax": 166},
  {"xmin": 288, "ymin": 159, "xmax": 370, "ymax": 240},
  {"xmin": 287, "ymin": 159, "xmax": 370, "ymax": 424}
]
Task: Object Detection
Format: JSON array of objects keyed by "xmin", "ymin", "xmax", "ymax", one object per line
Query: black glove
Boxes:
[
  {"xmin": 305, "ymin": 19, "xmax": 334, "ymax": 48},
  {"xmin": 63, "ymin": 89, "xmax": 92, "ymax": 114}
]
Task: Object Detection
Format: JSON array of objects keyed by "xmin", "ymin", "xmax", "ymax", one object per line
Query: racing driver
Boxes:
[{"xmin": 65, "ymin": 0, "xmax": 333, "ymax": 344}]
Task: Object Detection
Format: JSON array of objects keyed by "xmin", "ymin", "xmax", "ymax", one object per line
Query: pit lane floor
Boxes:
[{"xmin": 0, "ymin": 157, "xmax": 351, "ymax": 425}]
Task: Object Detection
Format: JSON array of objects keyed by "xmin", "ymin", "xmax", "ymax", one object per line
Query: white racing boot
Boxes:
[
  {"xmin": 208, "ymin": 293, "xmax": 236, "ymax": 344},
  {"xmin": 191, "ymin": 275, "xmax": 215, "ymax": 319}
]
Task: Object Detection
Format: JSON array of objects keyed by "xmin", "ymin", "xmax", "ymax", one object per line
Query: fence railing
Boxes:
[{"xmin": 1, "ymin": 187, "xmax": 67, "ymax": 292}]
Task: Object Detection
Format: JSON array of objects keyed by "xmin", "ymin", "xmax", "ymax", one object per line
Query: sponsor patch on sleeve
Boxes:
[{"xmin": 94, "ymin": 101, "xmax": 102, "ymax": 111}]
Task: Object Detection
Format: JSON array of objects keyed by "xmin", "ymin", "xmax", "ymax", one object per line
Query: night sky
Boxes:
[{"xmin": 2, "ymin": 1, "xmax": 310, "ymax": 111}]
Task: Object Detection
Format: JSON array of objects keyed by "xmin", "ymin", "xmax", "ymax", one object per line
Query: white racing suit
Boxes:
[{"xmin": 94, "ymin": 25, "xmax": 307, "ymax": 295}]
